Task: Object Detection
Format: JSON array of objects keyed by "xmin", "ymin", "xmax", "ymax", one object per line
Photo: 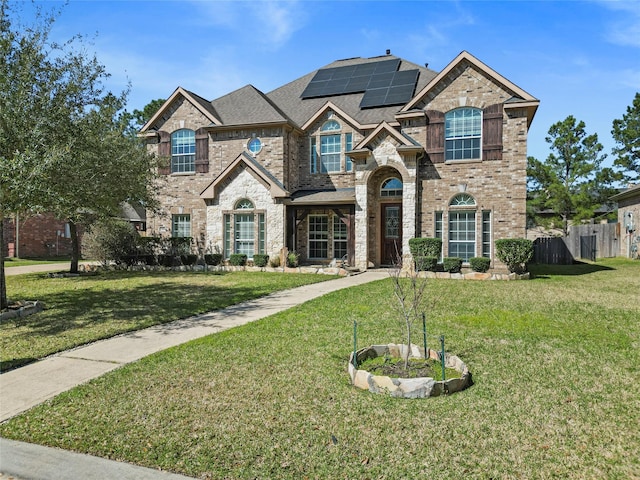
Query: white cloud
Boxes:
[
  {"xmin": 190, "ymin": 0, "xmax": 307, "ymax": 50},
  {"xmin": 598, "ymin": 0, "xmax": 640, "ymax": 47}
]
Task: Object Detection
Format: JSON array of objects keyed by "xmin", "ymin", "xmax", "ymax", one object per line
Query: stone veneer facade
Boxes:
[{"xmin": 142, "ymin": 52, "xmax": 538, "ymax": 271}]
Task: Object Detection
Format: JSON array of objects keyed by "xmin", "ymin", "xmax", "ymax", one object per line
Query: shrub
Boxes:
[
  {"xmin": 204, "ymin": 253, "xmax": 222, "ymax": 266},
  {"xmin": 158, "ymin": 254, "xmax": 179, "ymax": 267},
  {"xmin": 286, "ymin": 251, "xmax": 300, "ymax": 268},
  {"xmin": 408, "ymin": 237, "xmax": 442, "ymax": 259},
  {"xmin": 252, "ymin": 254, "xmax": 269, "ymax": 267},
  {"xmin": 82, "ymin": 218, "xmax": 138, "ymax": 266},
  {"xmin": 269, "ymin": 255, "xmax": 281, "ymax": 268},
  {"xmin": 229, "ymin": 254, "xmax": 247, "ymax": 266},
  {"xmin": 161, "ymin": 237, "xmax": 192, "ymax": 256},
  {"xmin": 469, "ymin": 257, "xmax": 491, "ymax": 273},
  {"xmin": 138, "ymin": 236, "xmax": 161, "ymax": 256},
  {"xmin": 414, "ymin": 256, "xmax": 438, "ymax": 272},
  {"xmin": 495, "ymin": 238, "xmax": 534, "ymax": 274},
  {"xmin": 180, "ymin": 254, "xmax": 198, "ymax": 266},
  {"xmin": 443, "ymin": 257, "xmax": 462, "ymax": 273}
]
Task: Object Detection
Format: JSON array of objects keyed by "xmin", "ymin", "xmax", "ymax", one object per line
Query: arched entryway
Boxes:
[{"xmin": 368, "ymin": 167, "xmax": 404, "ymax": 266}]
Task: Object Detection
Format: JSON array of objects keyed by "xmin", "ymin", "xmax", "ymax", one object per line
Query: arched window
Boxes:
[
  {"xmin": 321, "ymin": 120, "xmax": 341, "ymax": 131},
  {"xmin": 445, "ymin": 108, "xmax": 481, "ymax": 161},
  {"xmin": 449, "ymin": 193, "xmax": 476, "ymax": 207},
  {"xmin": 448, "ymin": 194, "xmax": 476, "ymax": 262},
  {"xmin": 171, "ymin": 129, "xmax": 195, "ymax": 173},
  {"xmin": 235, "ymin": 199, "xmax": 254, "ymax": 209},
  {"xmin": 223, "ymin": 199, "xmax": 265, "ymax": 260},
  {"xmin": 381, "ymin": 178, "xmax": 403, "ymax": 197}
]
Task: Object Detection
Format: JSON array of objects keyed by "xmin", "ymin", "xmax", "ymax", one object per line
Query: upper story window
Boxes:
[
  {"xmin": 445, "ymin": 108, "xmax": 481, "ymax": 161},
  {"xmin": 171, "ymin": 129, "xmax": 196, "ymax": 173},
  {"xmin": 248, "ymin": 137, "xmax": 262, "ymax": 154},
  {"xmin": 310, "ymin": 120, "xmax": 354, "ymax": 174},
  {"xmin": 381, "ymin": 178, "xmax": 403, "ymax": 197}
]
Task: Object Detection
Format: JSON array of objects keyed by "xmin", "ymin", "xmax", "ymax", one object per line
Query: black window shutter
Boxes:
[
  {"xmin": 157, "ymin": 131, "xmax": 171, "ymax": 175},
  {"xmin": 195, "ymin": 128, "xmax": 209, "ymax": 173},
  {"xmin": 482, "ymin": 104, "xmax": 503, "ymax": 161},
  {"xmin": 425, "ymin": 110, "xmax": 445, "ymax": 164}
]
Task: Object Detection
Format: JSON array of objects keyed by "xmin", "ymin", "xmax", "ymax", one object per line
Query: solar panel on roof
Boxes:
[{"xmin": 300, "ymin": 57, "xmax": 419, "ymax": 108}]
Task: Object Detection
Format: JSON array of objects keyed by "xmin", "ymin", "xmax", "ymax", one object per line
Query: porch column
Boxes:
[
  {"xmin": 402, "ymin": 180, "xmax": 417, "ymax": 271},
  {"xmin": 354, "ymin": 182, "xmax": 369, "ymax": 270}
]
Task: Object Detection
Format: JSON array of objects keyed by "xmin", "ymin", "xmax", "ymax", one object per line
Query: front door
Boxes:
[{"xmin": 381, "ymin": 204, "xmax": 402, "ymax": 265}]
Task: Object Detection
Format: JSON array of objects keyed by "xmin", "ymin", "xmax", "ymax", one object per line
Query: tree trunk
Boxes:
[
  {"xmin": 69, "ymin": 220, "xmax": 80, "ymax": 274},
  {"xmin": 0, "ymin": 215, "xmax": 7, "ymax": 310}
]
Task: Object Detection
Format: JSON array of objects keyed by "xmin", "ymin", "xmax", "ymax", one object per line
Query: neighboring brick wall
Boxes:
[{"xmin": 2, "ymin": 214, "xmax": 75, "ymax": 258}]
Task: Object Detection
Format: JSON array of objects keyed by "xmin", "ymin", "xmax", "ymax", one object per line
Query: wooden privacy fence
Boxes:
[{"xmin": 533, "ymin": 223, "xmax": 619, "ymax": 264}]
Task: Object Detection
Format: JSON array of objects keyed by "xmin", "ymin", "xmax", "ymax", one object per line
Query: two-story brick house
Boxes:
[{"xmin": 140, "ymin": 51, "xmax": 539, "ymax": 270}]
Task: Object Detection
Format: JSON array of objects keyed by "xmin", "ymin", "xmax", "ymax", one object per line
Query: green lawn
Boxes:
[
  {"xmin": 1, "ymin": 270, "xmax": 334, "ymax": 371},
  {"xmin": 2, "ymin": 259, "xmax": 639, "ymax": 478}
]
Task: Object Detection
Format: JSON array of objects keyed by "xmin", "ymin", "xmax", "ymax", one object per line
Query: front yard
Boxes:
[
  {"xmin": 1, "ymin": 270, "xmax": 334, "ymax": 371},
  {"xmin": 1, "ymin": 258, "xmax": 639, "ymax": 478}
]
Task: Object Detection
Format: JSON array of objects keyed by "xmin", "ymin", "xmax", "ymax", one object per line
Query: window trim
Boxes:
[
  {"xmin": 308, "ymin": 214, "xmax": 329, "ymax": 260},
  {"xmin": 222, "ymin": 199, "xmax": 266, "ymax": 260},
  {"xmin": 445, "ymin": 107, "xmax": 482, "ymax": 162},
  {"xmin": 309, "ymin": 119, "xmax": 355, "ymax": 174},
  {"xmin": 171, "ymin": 214, "xmax": 191, "ymax": 238},
  {"xmin": 448, "ymin": 210, "xmax": 476, "ymax": 262},
  {"xmin": 380, "ymin": 177, "xmax": 403, "ymax": 197},
  {"xmin": 171, "ymin": 129, "xmax": 196, "ymax": 174},
  {"xmin": 332, "ymin": 215, "xmax": 348, "ymax": 260},
  {"xmin": 247, "ymin": 137, "xmax": 262, "ymax": 155}
]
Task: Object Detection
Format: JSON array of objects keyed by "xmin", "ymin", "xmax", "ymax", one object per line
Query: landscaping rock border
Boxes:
[
  {"xmin": 78, "ymin": 263, "xmax": 351, "ymax": 276},
  {"xmin": 348, "ymin": 344, "xmax": 472, "ymax": 399},
  {"xmin": 0, "ymin": 301, "xmax": 45, "ymax": 321}
]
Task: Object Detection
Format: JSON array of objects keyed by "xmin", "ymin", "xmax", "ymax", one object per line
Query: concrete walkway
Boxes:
[
  {"xmin": 4, "ymin": 262, "xmax": 80, "ymax": 276},
  {"xmin": 0, "ymin": 269, "xmax": 387, "ymax": 479}
]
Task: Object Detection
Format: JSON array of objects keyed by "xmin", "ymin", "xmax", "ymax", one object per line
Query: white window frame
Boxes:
[
  {"xmin": 308, "ymin": 215, "xmax": 328, "ymax": 259},
  {"xmin": 171, "ymin": 129, "xmax": 196, "ymax": 173},
  {"xmin": 445, "ymin": 108, "xmax": 481, "ymax": 161},
  {"xmin": 332, "ymin": 216, "xmax": 348, "ymax": 260},
  {"xmin": 172, "ymin": 214, "xmax": 191, "ymax": 237}
]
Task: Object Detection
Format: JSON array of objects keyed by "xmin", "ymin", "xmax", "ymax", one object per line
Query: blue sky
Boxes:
[{"xmin": 22, "ymin": 1, "xmax": 640, "ymax": 165}]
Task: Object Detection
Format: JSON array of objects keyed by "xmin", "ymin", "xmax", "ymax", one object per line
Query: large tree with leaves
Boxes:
[
  {"xmin": 0, "ymin": 1, "xmax": 159, "ymax": 308},
  {"xmin": 527, "ymin": 115, "xmax": 618, "ymax": 236},
  {"xmin": 612, "ymin": 92, "xmax": 640, "ymax": 182},
  {"xmin": 43, "ymin": 91, "xmax": 161, "ymax": 273}
]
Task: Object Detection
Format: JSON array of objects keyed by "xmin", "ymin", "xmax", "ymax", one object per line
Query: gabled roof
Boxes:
[
  {"xmin": 301, "ymin": 101, "xmax": 364, "ymax": 131},
  {"xmin": 401, "ymin": 51, "xmax": 539, "ymax": 126},
  {"xmin": 200, "ymin": 152, "xmax": 289, "ymax": 200},
  {"xmin": 356, "ymin": 121, "xmax": 422, "ymax": 152},
  {"xmin": 209, "ymin": 85, "xmax": 291, "ymax": 127},
  {"xmin": 140, "ymin": 87, "xmax": 222, "ymax": 132}
]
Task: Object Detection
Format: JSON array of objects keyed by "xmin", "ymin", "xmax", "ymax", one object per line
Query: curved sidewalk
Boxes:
[{"xmin": 0, "ymin": 270, "xmax": 387, "ymax": 480}]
